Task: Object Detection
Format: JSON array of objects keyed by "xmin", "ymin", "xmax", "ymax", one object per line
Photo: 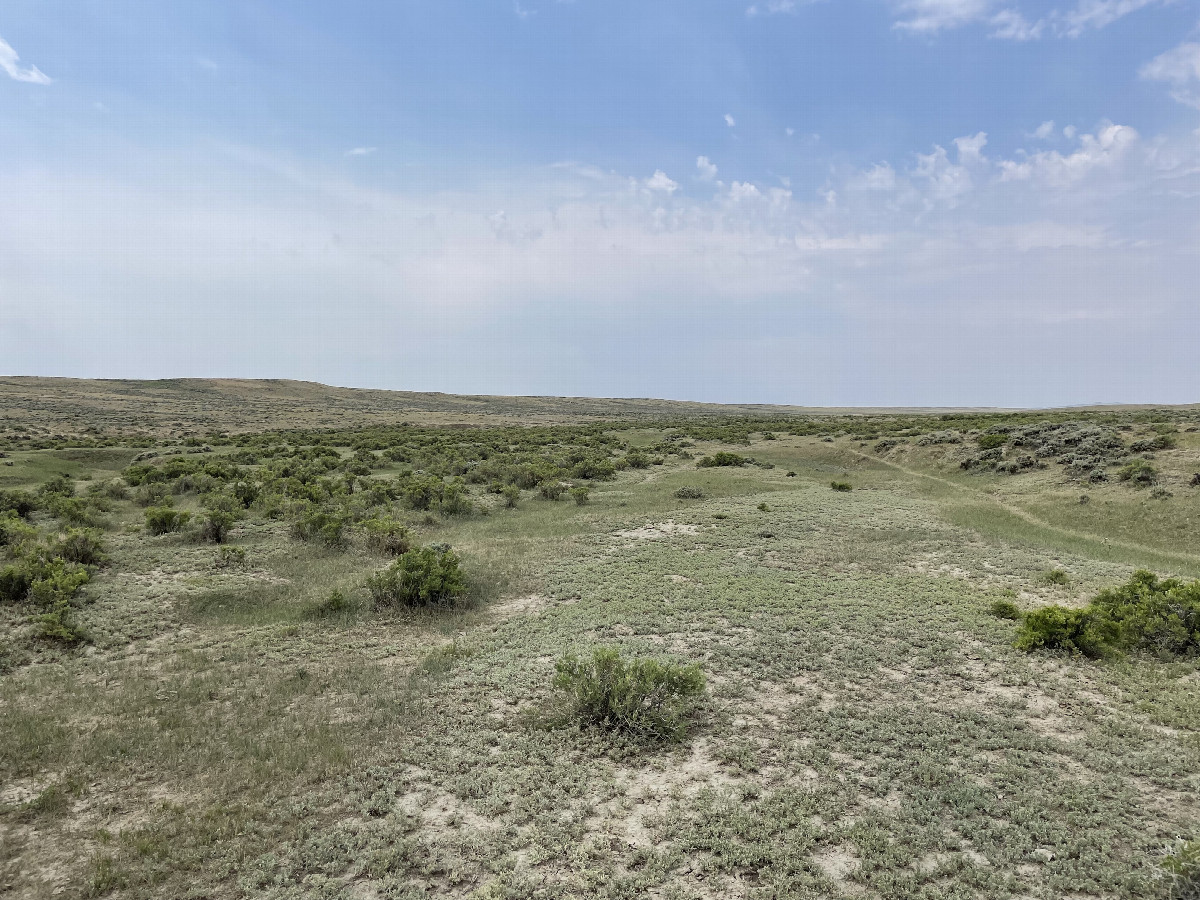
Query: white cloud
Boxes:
[
  {"xmin": 859, "ymin": 162, "xmax": 897, "ymax": 190},
  {"xmin": 1057, "ymin": 0, "xmax": 1169, "ymax": 36},
  {"xmin": 989, "ymin": 8, "xmax": 1045, "ymax": 40},
  {"xmin": 696, "ymin": 156, "xmax": 718, "ymax": 182},
  {"xmin": 1063, "ymin": 125, "xmax": 1077, "ymax": 139},
  {"xmin": 1141, "ymin": 42, "xmax": 1200, "ymax": 109},
  {"xmin": 644, "ymin": 170, "xmax": 679, "ymax": 193},
  {"xmin": 997, "ymin": 123, "xmax": 1138, "ymax": 184},
  {"xmin": 1034, "ymin": 120, "xmax": 1056, "ymax": 140},
  {"xmin": 747, "ymin": 0, "xmax": 797, "ymax": 14},
  {"xmin": 891, "ymin": 0, "xmax": 993, "ymax": 33},
  {"xmin": 0, "ymin": 36, "xmax": 51, "ymax": 84},
  {"xmin": 724, "ymin": 113, "xmax": 736, "ymax": 127},
  {"xmin": 727, "ymin": 181, "xmax": 762, "ymax": 202},
  {"xmin": 345, "ymin": 147, "xmax": 377, "ymax": 157}
]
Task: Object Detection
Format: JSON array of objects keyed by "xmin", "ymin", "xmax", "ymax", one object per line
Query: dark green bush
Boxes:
[
  {"xmin": 988, "ymin": 599, "xmax": 1022, "ymax": 620},
  {"xmin": 366, "ymin": 546, "xmax": 467, "ymax": 608},
  {"xmin": 133, "ymin": 483, "xmax": 173, "ymax": 507},
  {"xmin": 290, "ymin": 506, "xmax": 348, "ymax": 549},
  {"xmin": 623, "ymin": 450, "xmax": 651, "ymax": 470},
  {"xmin": 197, "ymin": 494, "xmax": 242, "ymax": 544},
  {"xmin": 570, "ymin": 485, "xmax": 590, "ymax": 505},
  {"xmin": 37, "ymin": 475, "xmax": 75, "ymax": 499},
  {"xmin": 830, "ymin": 481, "xmax": 852, "ymax": 492},
  {"xmin": 977, "ymin": 433, "xmax": 1007, "ymax": 450},
  {"xmin": 44, "ymin": 496, "xmax": 107, "ymax": 528},
  {"xmin": 51, "ymin": 529, "xmax": 106, "ymax": 566},
  {"xmin": 551, "ymin": 647, "xmax": 705, "ymax": 742},
  {"xmin": 361, "ymin": 517, "xmax": 412, "ymax": 556},
  {"xmin": 697, "ymin": 452, "xmax": 747, "ymax": 468},
  {"xmin": 144, "ymin": 506, "xmax": 191, "ymax": 535},
  {"xmin": 674, "ymin": 486, "xmax": 705, "ymax": 500},
  {"xmin": 1015, "ymin": 605, "xmax": 1117, "ymax": 658},
  {"xmin": 0, "ymin": 490, "xmax": 38, "ymax": 518},
  {"xmin": 1016, "ymin": 570, "xmax": 1200, "ymax": 659},
  {"xmin": 1117, "ymin": 459, "xmax": 1158, "ymax": 487},
  {"xmin": 501, "ymin": 485, "xmax": 521, "ymax": 508}
]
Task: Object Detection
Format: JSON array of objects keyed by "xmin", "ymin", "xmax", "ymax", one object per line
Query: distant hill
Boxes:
[{"xmin": 0, "ymin": 376, "xmax": 1187, "ymax": 438}]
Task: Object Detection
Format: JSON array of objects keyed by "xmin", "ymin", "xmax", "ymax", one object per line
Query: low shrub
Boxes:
[
  {"xmin": 989, "ymin": 599, "xmax": 1022, "ymax": 620},
  {"xmin": 134, "ymin": 483, "xmax": 173, "ymax": 507},
  {"xmin": 1015, "ymin": 605, "xmax": 1117, "ymax": 658},
  {"xmin": 977, "ymin": 433, "xmax": 1007, "ymax": 450},
  {"xmin": 501, "ymin": 485, "xmax": 521, "ymax": 508},
  {"xmin": 539, "ymin": 480, "xmax": 566, "ymax": 501},
  {"xmin": 830, "ymin": 481, "xmax": 852, "ymax": 492},
  {"xmin": 38, "ymin": 475, "xmax": 75, "ymax": 499},
  {"xmin": 1040, "ymin": 568, "xmax": 1070, "ymax": 586},
  {"xmin": 303, "ymin": 589, "xmax": 357, "ymax": 620},
  {"xmin": 290, "ymin": 507, "xmax": 348, "ymax": 549},
  {"xmin": 570, "ymin": 485, "xmax": 590, "ymax": 505},
  {"xmin": 197, "ymin": 494, "xmax": 242, "ymax": 543},
  {"xmin": 1016, "ymin": 570, "xmax": 1200, "ymax": 659},
  {"xmin": 366, "ymin": 546, "xmax": 467, "ymax": 608},
  {"xmin": 623, "ymin": 450, "xmax": 651, "ymax": 469},
  {"xmin": 45, "ymin": 497, "xmax": 108, "ymax": 528},
  {"xmin": 52, "ymin": 529, "xmax": 107, "ymax": 566},
  {"xmin": 362, "ymin": 517, "xmax": 412, "ymax": 556},
  {"xmin": 697, "ymin": 452, "xmax": 747, "ymax": 468},
  {"xmin": 674, "ymin": 486, "xmax": 705, "ymax": 500},
  {"xmin": 1117, "ymin": 459, "xmax": 1158, "ymax": 487},
  {"xmin": 1158, "ymin": 838, "xmax": 1200, "ymax": 899},
  {"xmin": 550, "ymin": 647, "xmax": 705, "ymax": 742},
  {"xmin": 144, "ymin": 506, "xmax": 191, "ymax": 535},
  {"xmin": 0, "ymin": 490, "xmax": 38, "ymax": 518},
  {"xmin": 214, "ymin": 546, "xmax": 247, "ymax": 568}
]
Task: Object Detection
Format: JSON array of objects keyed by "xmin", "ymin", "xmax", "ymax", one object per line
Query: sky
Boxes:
[{"xmin": 1, "ymin": 0, "xmax": 1199, "ymax": 406}]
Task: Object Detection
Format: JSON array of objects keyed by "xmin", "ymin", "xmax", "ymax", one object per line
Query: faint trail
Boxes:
[{"xmin": 850, "ymin": 449, "xmax": 1200, "ymax": 567}]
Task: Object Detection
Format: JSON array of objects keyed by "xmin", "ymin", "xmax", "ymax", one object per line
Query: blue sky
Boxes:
[{"xmin": 2, "ymin": 0, "xmax": 1199, "ymax": 406}]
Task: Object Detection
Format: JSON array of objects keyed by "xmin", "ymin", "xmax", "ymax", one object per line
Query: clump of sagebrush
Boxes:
[
  {"xmin": 290, "ymin": 505, "xmax": 348, "ymax": 550},
  {"xmin": 196, "ymin": 493, "xmax": 242, "ymax": 543},
  {"xmin": 548, "ymin": 647, "xmax": 705, "ymax": 742},
  {"xmin": 1040, "ymin": 568, "xmax": 1070, "ymax": 586},
  {"xmin": 570, "ymin": 485, "xmax": 590, "ymax": 505},
  {"xmin": 366, "ymin": 545, "xmax": 466, "ymax": 608},
  {"xmin": 697, "ymin": 452, "xmax": 747, "ymax": 468},
  {"xmin": 830, "ymin": 481, "xmax": 852, "ymax": 492},
  {"xmin": 361, "ymin": 517, "xmax": 412, "ymax": 556},
  {"xmin": 539, "ymin": 479, "xmax": 566, "ymax": 500},
  {"xmin": 1157, "ymin": 838, "xmax": 1200, "ymax": 900},
  {"xmin": 1016, "ymin": 570, "xmax": 1200, "ymax": 659},
  {"xmin": 977, "ymin": 433, "xmax": 1008, "ymax": 450},
  {"xmin": 989, "ymin": 599, "xmax": 1022, "ymax": 620},
  {"xmin": 674, "ymin": 486, "xmax": 705, "ymax": 500},
  {"xmin": 144, "ymin": 506, "xmax": 191, "ymax": 535},
  {"xmin": 1117, "ymin": 459, "xmax": 1158, "ymax": 487}
]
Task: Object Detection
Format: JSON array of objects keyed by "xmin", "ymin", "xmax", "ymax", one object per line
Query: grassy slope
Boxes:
[{"xmin": 1, "ymin": 425, "xmax": 1199, "ymax": 899}]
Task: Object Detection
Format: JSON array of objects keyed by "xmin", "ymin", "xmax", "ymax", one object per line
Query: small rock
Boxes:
[{"xmin": 1030, "ymin": 848, "xmax": 1055, "ymax": 863}]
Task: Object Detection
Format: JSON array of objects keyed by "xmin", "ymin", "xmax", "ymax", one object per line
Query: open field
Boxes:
[{"xmin": 2, "ymin": 383, "xmax": 1199, "ymax": 899}]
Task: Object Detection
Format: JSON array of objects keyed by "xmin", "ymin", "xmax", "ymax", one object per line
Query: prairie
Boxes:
[{"xmin": 1, "ymin": 381, "xmax": 1198, "ymax": 899}]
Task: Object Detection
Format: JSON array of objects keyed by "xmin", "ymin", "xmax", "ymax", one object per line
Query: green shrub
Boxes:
[
  {"xmin": 1117, "ymin": 459, "xmax": 1158, "ymax": 487},
  {"xmin": 33, "ymin": 602, "xmax": 88, "ymax": 645},
  {"xmin": 988, "ymin": 599, "xmax": 1022, "ymax": 620},
  {"xmin": 1040, "ymin": 568, "xmax": 1070, "ymax": 586},
  {"xmin": 1015, "ymin": 605, "xmax": 1117, "ymax": 658},
  {"xmin": 0, "ymin": 489, "xmax": 38, "ymax": 518},
  {"xmin": 144, "ymin": 506, "xmax": 191, "ymax": 536},
  {"xmin": 830, "ymin": 481, "xmax": 853, "ymax": 492},
  {"xmin": 45, "ymin": 496, "xmax": 107, "ymax": 528},
  {"xmin": 366, "ymin": 546, "xmax": 467, "ymax": 608},
  {"xmin": 290, "ymin": 507, "xmax": 348, "ymax": 549},
  {"xmin": 977, "ymin": 433, "xmax": 1007, "ymax": 450},
  {"xmin": 303, "ymin": 589, "xmax": 357, "ymax": 620},
  {"xmin": 539, "ymin": 480, "xmax": 566, "ymax": 500},
  {"xmin": 550, "ymin": 647, "xmax": 705, "ymax": 742},
  {"xmin": 37, "ymin": 475, "xmax": 75, "ymax": 499},
  {"xmin": 697, "ymin": 452, "xmax": 747, "ymax": 468},
  {"xmin": 1016, "ymin": 570, "xmax": 1200, "ymax": 659},
  {"xmin": 51, "ymin": 529, "xmax": 106, "ymax": 566},
  {"xmin": 1159, "ymin": 838, "xmax": 1200, "ymax": 899},
  {"xmin": 214, "ymin": 545, "xmax": 247, "ymax": 568},
  {"xmin": 0, "ymin": 514, "xmax": 37, "ymax": 550},
  {"xmin": 197, "ymin": 494, "xmax": 242, "ymax": 543},
  {"xmin": 674, "ymin": 486, "xmax": 706, "ymax": 500},
  {"xmin": 501, "ymin": 485, "xmax": 521, "ymax": 508},
  {"xmin": 133, "ymin": 483, "xmax": 173, "ymax": 507},
  {"xmin": 361, "ymin": 517, "xmax": 412, "ymax": 556},
  {"xmin": 570, "ymin": 485, "xmax": 590, "ymax": 505}
]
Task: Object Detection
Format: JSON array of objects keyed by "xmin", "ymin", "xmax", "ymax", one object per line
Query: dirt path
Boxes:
[{"xmin": 853, "ymin": 449, "xmax": 1200, "ymax": 568}]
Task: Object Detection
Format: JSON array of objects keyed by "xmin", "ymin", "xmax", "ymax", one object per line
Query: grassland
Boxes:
[{"xmin": 1, "ymin": 382, "xmax": 1199, "ymax": 899}]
